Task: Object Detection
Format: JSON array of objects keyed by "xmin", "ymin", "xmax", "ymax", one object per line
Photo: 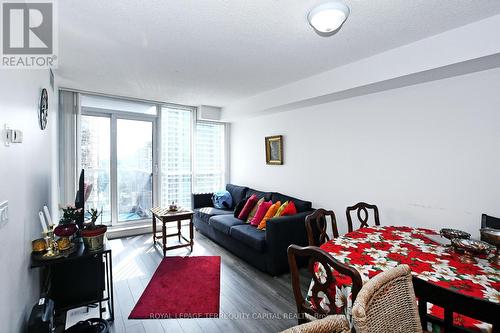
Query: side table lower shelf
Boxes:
[{"xmin": 31, "ymin": 240, "xmax": 114, "ymax": 329}]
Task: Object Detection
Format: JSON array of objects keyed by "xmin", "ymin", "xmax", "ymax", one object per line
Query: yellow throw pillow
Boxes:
[
  {"xmin": 246, "ymin": 198, "xmax": 264, "ymax": 223},
  {"xmin": 274, "ymin": 201, "xmax": 288, "ymax": 217},
  {"xmin": 258, "ymin": 201, "xmax": 281, "ymax": 230}
]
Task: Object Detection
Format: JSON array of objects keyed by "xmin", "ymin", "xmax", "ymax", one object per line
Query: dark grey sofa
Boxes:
[{"xmin": 192, "ymin": 184, "xmax": 313, "ymax": 276}]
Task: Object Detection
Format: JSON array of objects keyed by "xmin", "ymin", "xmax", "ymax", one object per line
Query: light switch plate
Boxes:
[{"xmin": 0, "ymin": 201, "xmax": 8, "ymax": 229}]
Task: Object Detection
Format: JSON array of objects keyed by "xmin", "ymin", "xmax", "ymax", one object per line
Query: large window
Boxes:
[
  {"xmin": 194, "ymin": 122, "xmax": 225, "ymax": 193},
  {"xmin": 160, "ymin": 106, "xmax": 192, "ymax": 209},
  {"xmin": 81, "ymin": 115, "xmax": 111, "ymax": 223},
  {"xmin": 77, "ymin": 92, "xmax": 227, "ymax": 227}
]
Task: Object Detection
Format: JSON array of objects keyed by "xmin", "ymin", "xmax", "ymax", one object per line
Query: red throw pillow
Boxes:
[
  {"xmin": 238, "ymin": 195, "xmax": 258, "ymax": 220},
  {"xmin": 250, "ymin": 201, "xmax": 273, "ymax": 226},
  {"xmin": 280, "ymin": 200, "xmax": 297, "ymax": 216}
]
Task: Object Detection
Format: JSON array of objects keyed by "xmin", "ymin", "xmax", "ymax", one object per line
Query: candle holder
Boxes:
[{"xmin": 43, "ymin": 226, "xmax": 59, "ymax": 257}]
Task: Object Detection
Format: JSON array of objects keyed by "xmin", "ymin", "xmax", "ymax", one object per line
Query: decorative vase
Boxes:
[{"xmin": 81, "ymin": 225, "xmax": 107, "ymax": 251}]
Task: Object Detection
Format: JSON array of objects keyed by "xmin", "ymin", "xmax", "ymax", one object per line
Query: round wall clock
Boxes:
[{"xmin": 39, "ymin": 88, "xmax": 48, "ymax": 130}]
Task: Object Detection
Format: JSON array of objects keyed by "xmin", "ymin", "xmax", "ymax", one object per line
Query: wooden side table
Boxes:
[{"xmin": 151, "ymin": 207, "xmax": 194, "ymax": 256}]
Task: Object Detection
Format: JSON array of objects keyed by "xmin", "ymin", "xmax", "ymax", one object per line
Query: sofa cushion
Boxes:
[
  {"xmin": 246, "ymin": 188, "xmax": 272, "ymax": 201},
  {"xmin": 281, "ymin": 200, "xmax": 297, "ymax": 216},
  {"xmin": 194, "ymin": 207, "xmax": 232, "ymax": 224},
  {"xmin": 271, "ymin": 192, "xmax": 312, "ymax": 213},
  {"xmin": 226, "ymin": 184, "xmax": 248, "ymax": 208},
  {"xmin": 209, "ymin": 215, "xmax": 245, "ymax": 235},
  {"xmin": 230, "ymin": 225, "xmax": 267, "ymax": 252},
  {"xmin": 247, "ymin": 198, "xmax": 264, "ymax": 223},
  {"xmin": 258, "ymin": 201, "xmax": 281, "ymax": 230},
  {"xmin": 250, "ymin": 200, "xmax": 273, "ymax": 226},
  {"xmin": 238, "ymin": 194, "xmax": 258, "ymax": 220}
]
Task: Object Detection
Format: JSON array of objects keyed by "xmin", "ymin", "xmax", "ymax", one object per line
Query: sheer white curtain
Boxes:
[{"xmin": 58, "ymin": 90, "xmax": 81, "ymax": 205}]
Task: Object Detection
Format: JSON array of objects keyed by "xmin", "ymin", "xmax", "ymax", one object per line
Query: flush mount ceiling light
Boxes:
[{"xmin": 308, "ymin": 2, "xmax": 350, "ymax": 34}]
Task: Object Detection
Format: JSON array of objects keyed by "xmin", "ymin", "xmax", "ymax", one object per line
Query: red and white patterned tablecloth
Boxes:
[{"xmin": 306, "ymin": 226, "xmax": 500, "ymax": 332}]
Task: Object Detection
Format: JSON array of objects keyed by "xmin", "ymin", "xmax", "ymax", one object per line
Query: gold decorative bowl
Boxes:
[
  {"xmin": 480, "ymin": 228, "xmax": 500, "ymax": 266},
  {"xmin": 57, "ymin": 237, "xmax": 71, "ymax": 251},
  {"xmin": 32, "ymin": 238, "xmax": 47, "ymax": 253},
  {"xmin": 452, "ymin": 238, "xmax": 492, "ymax": 264}
]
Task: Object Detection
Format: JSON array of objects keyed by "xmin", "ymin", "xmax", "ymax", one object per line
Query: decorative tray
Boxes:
[
  {"xmin": 31, "ymin": 243, "xmax": 76, "ymax": 261},
  {"xmin": 439, "ymin": 228, "xmax": 471, "ymax": 240}
]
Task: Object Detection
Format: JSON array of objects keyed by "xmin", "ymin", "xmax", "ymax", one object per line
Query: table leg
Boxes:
[
  {"xmin": 177, "ymin": 219, "xmax": 181, "ymax": 241},
  {"xmin": 189, "ymin": 216, "xmax": 194, "ymax": 252},
  {"xmin": 162, "ymin": 220, "xmax": 166, "ymax": 257},
  {"xmin": 152, "ymin": 214, "xmax": 156, "ymax": 244}
]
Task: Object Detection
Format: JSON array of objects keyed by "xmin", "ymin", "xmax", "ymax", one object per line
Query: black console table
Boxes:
[{"xmin": 30, "ymin": 240, "xmax": 114, "ymax": 326}]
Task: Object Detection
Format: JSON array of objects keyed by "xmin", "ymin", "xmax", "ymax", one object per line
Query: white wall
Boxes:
[
  {"xmin": 0, "ymin": 70, "xmax": 54, "ymax": 332},
  {"xmin": 230, "ymin": 68, "xmax": 500, "ymax": 237}
]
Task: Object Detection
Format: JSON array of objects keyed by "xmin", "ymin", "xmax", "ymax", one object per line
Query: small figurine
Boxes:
[{"xmin": 169, "ymin": 201, "xmax": 178, "ymax": 211}]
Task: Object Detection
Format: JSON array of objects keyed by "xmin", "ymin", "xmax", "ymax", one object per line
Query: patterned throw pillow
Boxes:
[
  {"xmin": 281, "ymin": 200, "xmax": 297, "ymax": 216},
  {"xmin": 274, "ymin": 201, "xmax": 288, "ymax": 217},
  {"xmin": 258, "ymin": 201, "xmax": 281, "ymax": 230},
  {"xmin": 250, "ymin": 200, "xmax": 273, "ymax": 226},
  {"xmin": 238, "ymin": 195, "xmax": 257, "ymax": 220},
  {"xmin": 246, "ymin": 198, "xmax": 264, "ymax": 223}
]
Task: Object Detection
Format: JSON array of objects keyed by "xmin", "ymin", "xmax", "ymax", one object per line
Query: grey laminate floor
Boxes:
[{"xmin": 94, "ymin": 224, "xmax": 309, "ymax": 333}]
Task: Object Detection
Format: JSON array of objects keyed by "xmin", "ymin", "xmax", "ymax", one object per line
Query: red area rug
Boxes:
[{"xmin": 129, "ymin": 256, "xmax": 220, "ymax": 319}]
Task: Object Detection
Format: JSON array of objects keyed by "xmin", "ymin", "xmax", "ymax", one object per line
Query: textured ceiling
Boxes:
[{"xmin": 56, "ymin": 0, "xmax": 500, "ymax": 106}]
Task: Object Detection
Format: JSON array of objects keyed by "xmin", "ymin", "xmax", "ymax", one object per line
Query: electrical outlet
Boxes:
[{"xmin": 0, "ymin": 201, "xmax": 8, "ymax": 229}]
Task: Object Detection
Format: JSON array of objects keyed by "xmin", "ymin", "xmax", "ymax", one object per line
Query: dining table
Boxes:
[{"xmin": 306, "ymin": 226, "xmax": 500, "ymax": 332}]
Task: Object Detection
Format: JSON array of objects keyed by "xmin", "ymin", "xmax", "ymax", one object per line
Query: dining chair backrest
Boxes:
[
  {"xmin": 481, "ymin": 214, "xmax": 500, "ymax": 230},
  {"xmin": 346, "ymin": 202, "xmax": 380, "ymax": 232},
  {"xmin": 287, "ymin": 244, "xmax": 363, "ymax": 325},
  {"xmin": 305, "ymin": 209, "xmax": 339, "ymax": 247},
  {"xmin": 352, "ymin": 265, "xmax": 423, "ymax": 333}
]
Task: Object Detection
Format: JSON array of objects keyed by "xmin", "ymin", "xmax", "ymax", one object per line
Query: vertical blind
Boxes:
[
  {"xmin": 160, "ymin": 106, "xmax": 193, "ymax": 209},
  {"xmin": 160, "ymin": 108, "xmax": 226, "ymax": 208},
  {"xmin": 194, "ymin": 122, "xmax": 225, "ymax": 193}
]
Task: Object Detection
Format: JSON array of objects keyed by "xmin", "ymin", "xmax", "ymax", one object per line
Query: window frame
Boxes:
[{"xmin": 75, "ymin": 91, "xmax": 229, "ymax": 229}]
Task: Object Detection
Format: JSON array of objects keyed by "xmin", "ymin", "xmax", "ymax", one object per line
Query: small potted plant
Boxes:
[
  {"xmin": 54, "ymin": 204, "xmax": 81, "ymax": 241},
  {"xmin": 81, "ymin": 208, "xmax": 107, "ymax": 251},
  {"xmin": 59, "ymin": 204, "xmax": 82, "ymax": 225}
]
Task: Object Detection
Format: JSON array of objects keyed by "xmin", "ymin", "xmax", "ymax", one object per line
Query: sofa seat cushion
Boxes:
[
  {"xmin": 194, "ymin": 207, "xmax": 232, "ymax": 224},
  {"xmin": 209, "ymin": 215, "xmax": 245, "ymax": 235},
  {"xmin": 230, "ymin": 225, "xmax": 266, "ymax": 252},
  {"xmin": 271, "ymin": 192, "xmax": 312, "ymax": 213}
]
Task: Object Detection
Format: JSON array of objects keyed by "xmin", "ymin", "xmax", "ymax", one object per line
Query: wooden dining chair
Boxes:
[
  {"xmin": 305, "ymin": 209, "xmax": 339, "ymax": 246},
  {"xmin": 481, "ymin": 214, "xmax": 500, "ymax": 229},
  {"xmin": 287, "ymin": 244, "xmax": 363, "ymax": 325},
  {"xmin": 346, "ymin": 202, "xmax": 380, "ymax": 232},
  {"xmin": 352, "ymin": 265, "xmax": 424, "ymax": 333}
]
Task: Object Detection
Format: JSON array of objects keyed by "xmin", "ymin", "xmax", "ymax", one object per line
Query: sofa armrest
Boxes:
[
  {"xmin": 192, "ymin": 193, "xmax": 213, "ymax": 209},
  {"xmin": 265, "ymin": 211, "xmax": 311, "ymax": 273}
]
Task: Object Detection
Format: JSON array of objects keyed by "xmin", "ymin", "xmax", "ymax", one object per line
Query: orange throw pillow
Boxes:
[
  {"xmin": 258, "ymin": 201, "xmax": 281, "ymax": 230},
  {"xmin": 281, "ymin": 200, "xmax": 297, "ymax": 216}
]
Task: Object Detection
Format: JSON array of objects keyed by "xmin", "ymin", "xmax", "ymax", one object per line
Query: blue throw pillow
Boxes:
[{"xmin": 212, "ymin": 190, "xmax": 233, "ymax": 209}]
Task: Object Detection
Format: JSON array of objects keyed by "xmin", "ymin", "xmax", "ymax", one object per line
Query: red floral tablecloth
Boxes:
[{"xmin": 306, "ymin": 226, "xmax": 500, "ymax": 332}]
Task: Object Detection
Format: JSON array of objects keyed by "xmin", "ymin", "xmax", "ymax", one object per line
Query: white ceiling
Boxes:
[{"xmin": 57, "ymin": 0, "xmax": 500, "ymax": 107}]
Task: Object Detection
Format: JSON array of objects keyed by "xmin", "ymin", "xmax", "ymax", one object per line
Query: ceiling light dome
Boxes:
[{"xmin": 308, "ymin": 2, "xmax": 350, "ymax": 34}]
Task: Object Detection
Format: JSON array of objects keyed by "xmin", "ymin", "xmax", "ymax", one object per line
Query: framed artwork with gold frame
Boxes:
[{"xmin": 265, "ymin": 135, "xmax": 283, "ymax": 165}]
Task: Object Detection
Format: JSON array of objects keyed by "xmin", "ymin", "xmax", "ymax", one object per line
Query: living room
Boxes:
[{"xmin": 1, "ymin": 1, "xmax": 499, "ymax": 332}]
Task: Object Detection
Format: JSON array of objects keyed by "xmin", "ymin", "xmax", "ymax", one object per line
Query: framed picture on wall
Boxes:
[{"xmin": 265, "ymin": 135, "xmax": 283, "ymax": 165}]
